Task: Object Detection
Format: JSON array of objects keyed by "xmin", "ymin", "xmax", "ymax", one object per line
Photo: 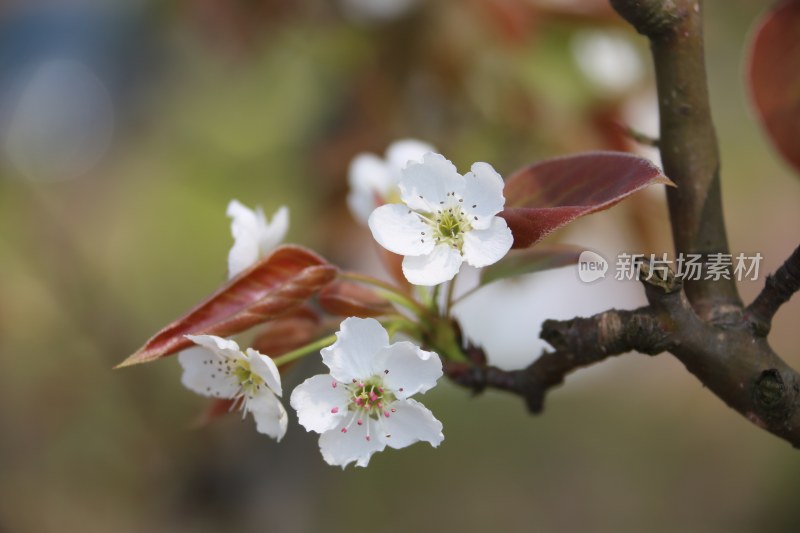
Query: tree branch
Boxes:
[
  {"xmin": 446, "ymin": 307, "xmax": 667, "ymax": 413},
  {"xmin": 746, "ymin": 244, "xmax": 800, "ymax": 336},
  {"xmin": 449, "ymin": 262, "xmax": 800, "ymax": 446},
  {"xmin": 612, "ymin": 0, "xmax": 741, "ymax": 318}
]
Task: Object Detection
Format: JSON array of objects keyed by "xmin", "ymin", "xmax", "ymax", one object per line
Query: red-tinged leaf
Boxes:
[
  {"xmin": 251, "ymin": 307, "xmax": 321, "ymax": 360},
  {"xmin": 480, "ymin": 244, "xmax": 583, "ymax": 286},
  {"xmin": 118, "ymin": 245, "xmax": 337, "ymax": 368},
  {"xmin": 319, "ymin": 281, "xmax": 395, "ymax": 318},
  {"xmin": 500, "ymin": 151, "xmax": 672, "ymax": 248},
  {"xmin": 748, "ymin": 0, "xmax": 800, "ymax": 175}
]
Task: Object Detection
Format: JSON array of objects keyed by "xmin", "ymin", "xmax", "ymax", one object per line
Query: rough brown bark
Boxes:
[{"xmin": 612, "ymin": 0, "xmax": 741, "ymax": 318}]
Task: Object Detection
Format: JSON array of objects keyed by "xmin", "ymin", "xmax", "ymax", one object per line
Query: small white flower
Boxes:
[
  {"xmin": 179, "ymin": 335, "xmax": 288, "ymax": 441},
  {"xmin": 227, "ymin": 199, "xmax": 289, "ymax": 278},
  {"xmin": 347, "ymin": 139, "xmax": 435, "ymax": 224},
  {"xmin": 368, "ymin": 153, "xmax": 514, "ymax": 286},
  {"xmin": 290, "ymin": 317, "xmax": 443, "ymax": 468}
]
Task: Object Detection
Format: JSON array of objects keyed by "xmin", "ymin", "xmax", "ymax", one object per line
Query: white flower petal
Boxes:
[
  {"xmin": 227, "ymin": 200, "xmax": 288, "ymax": 278},
  {"xmin": 245, "ymin": 348, "xmax": 283, "ymax": 396},
  {"xmin": 399, "ymin": 153, "xmax": 464, "ymax": 212},
  {"xmin": 227, "ymin": 199, "xmax": 263, "ymax": 278},
  {"xmin": 290, "ymin": 374, "xmax": 350, "ymax": 434},
  {"xmin": 248, "ymin": 391, "xmax": 288, "ymax": 441},
  {"xmin": 227, "ymin": 199, "xmax": 260, "ymax": 227},
  {"xmin": 385, "ymin": 139, "xmax": 434, "ymax": 178},
  {"xmin": 228, "ymin": 237, "xmax": 260, "ymax": 279},
  {"xmin": 185, "ymin": 334, "xmax": 243, "ymax": 361},
  {"xmin": 368, "ymin": 204, "xmax": 435, "ymax": 256},
  {"xmin": 321, "ymin": 317, "xmax": 389, "ymax": 383},
  {"xmin": 257, "ymin": 206, "xmax": 289, "ymax": 254},
  {"xmin": 349, "ymin": 153, "xmax": 395, "ymax": 195},
  {"xmin": 402, "ymin": 244, "xmax": 463, "ymax": 286},
  {"xmin": 373, "ymin": 341, "xmax": 442, "ymax": 400},
  {"xmin": 347, "ymin": 153, "xmax": 394, "ymax": 223},
  {"xmin": 382, "ymin": 398, "xmax": 444, "ymax": 449},
  {"xmin": 178, "ymin": 346, "xmax": 240, "ymax": 398},
  {"xmin": 319, "ymin": 418, "xmax": 386, "ymax": 468},
  {"xmin": 463, "ymin": 162, "xmax": 506, "ymax": 229},
  {"xmin": 347, "ymin": 189, "xmax": 380, "ymax": 226},
  {"xmin": 462, "ymin": 216, "xmax": 514, "ymax": 268}
]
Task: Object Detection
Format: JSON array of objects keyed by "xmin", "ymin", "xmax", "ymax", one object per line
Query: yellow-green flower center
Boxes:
[
  {"xmin": 433, "ymin": 208, "xmax": 472, "ymax": 249},
  {"xmin": 232, "ymin": 359, "xmax": 265, "ymax": 396}
]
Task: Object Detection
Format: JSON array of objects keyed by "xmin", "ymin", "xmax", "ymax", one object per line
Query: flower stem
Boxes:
[
  {"xmin": 430, "ymin": 284, "xmax": 441, "ymax": 314},
  {"xmin": 443, "ymin": 277, "xmax": 457, "ymax": 317},
  {"xmin": 272, "ymin": 334, "xmax": 337, "ymax": 368},
  {"xmin": 382, "ymin": 316, "xmax": 423, "ymax": 340}
]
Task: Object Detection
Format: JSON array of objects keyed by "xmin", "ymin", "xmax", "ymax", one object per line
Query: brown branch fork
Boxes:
[{"xmin": 447, "ymin": 0, "xmax": 800, "ymax": 446}]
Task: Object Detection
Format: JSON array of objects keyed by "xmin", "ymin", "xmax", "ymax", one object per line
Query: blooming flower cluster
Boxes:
[{"xmin": 172, "ymin": 142, "xmax": 514, "ymax": 467}]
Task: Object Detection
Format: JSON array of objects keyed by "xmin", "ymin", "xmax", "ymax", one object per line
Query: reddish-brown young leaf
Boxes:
[
  {"xmin": 250, "ymin": 306, "xmax": 322, "ymax": 360},
  {"xmin": 500, "ymin": 151, "xmax": 672, "ymax": 248},
  {"xmin": 118, "ymin": 245, "xmax": 337, "ymax": 368},
  {"xmin": 748, "ymin": 0, "xmax": 800, "ymax": 175},
  {"xmin": 319, "ymin": 281, "xmax": 395, "ymax": 318}
]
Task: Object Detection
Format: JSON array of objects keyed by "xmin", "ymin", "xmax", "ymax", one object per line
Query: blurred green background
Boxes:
[{"xmin": 1, "ymin": 1, "xmax": 799, "ymax": 532}]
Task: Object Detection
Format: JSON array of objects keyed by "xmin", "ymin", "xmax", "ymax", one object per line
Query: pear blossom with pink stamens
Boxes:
[{"xmin": 290, "ymin": 317, "xmax": 444, "ymax": 468}]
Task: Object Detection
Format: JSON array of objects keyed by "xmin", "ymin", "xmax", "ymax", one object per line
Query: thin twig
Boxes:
[{"xmin": 746, "ymin": 244, "xmax": 800, "ymax": 336}]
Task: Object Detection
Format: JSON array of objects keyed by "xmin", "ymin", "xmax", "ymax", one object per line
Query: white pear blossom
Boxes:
[
  {"xmin": 179, "ymin": 335, "xmax": 288, "ymax": 441},
  {"xmin": 290, "ymin": 317, "xmax": 443, "ymax": 468},
  {"xmin": 227, "ymin": 199, "xmax": 289, "ymax": 278},
  {"xmin": 368, "ymin": 153, "xmax": 514, "ymax": 286},
  {"xmin": 347, "ymin": 139, "xmax": 435, "ymax": 224}
]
